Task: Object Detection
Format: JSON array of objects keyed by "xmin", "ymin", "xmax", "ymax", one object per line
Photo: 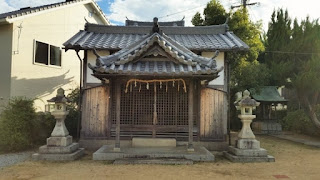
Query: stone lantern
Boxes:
[
  {"xmin": 47, "ymin": 88, "xmax": 70, "ymax": 143},
  {"xmin": 224, "ymin": 90, "xmax": 275, "ymax": 162},
  {"xmin": 236, "ymin": 90, "xmax": 260, "ymax": 147},
  {"xmin": 32, "ymin": 88, "xmax": 84, "ymax": 161}
]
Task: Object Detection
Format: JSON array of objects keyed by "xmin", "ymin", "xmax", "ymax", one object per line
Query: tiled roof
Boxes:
[
  {"xmin": 64, "ymin": 29, "xmax": 249, "ymax": 51},
  {"xmin": 93, "ymin": 61, "xmax": 221, "ymax": 76},
  {"xmin": 89, "ymin": 32, "xmax": 222, "ymax": 76},
  {"xmin": 0, "ymin": 0, "xmax": 109, "ymax": 24},
  {"xmin": 250, "ymin": 86, "xmax": 288, "ymax": 102}
]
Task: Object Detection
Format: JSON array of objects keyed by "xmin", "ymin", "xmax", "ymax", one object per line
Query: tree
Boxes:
[
  {"xmin": 192, "ymin": 4, "xmax": 267, "ymax": 129},
  {"xmin": 191, "ymin": 12, "xmax": 203, "ymax": 26},
  {"xmin": 264, "ymin": 9, "xmax": 320, "ymax": 129},
  {"xmin": 227, "ymin": 8, "xmax": 267, "ymax": 93},
  {"xmin": 288, "ymin": 18, "xmax": 320, "ymax": 128},
  {"xmin": 192, "ymin": 4, "xmax": 267, "ymax": 92},
  {"xmin": 191, "ymin": 0, "xmax": 227, "ymax": 26},
  {"xmin": 263, "ymin": 9, "xmax": 293, "ymax": 85}
]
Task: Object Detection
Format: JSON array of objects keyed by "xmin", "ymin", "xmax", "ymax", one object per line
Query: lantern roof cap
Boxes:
[
  {"xmin": 47, "ymin": 88, "xmax": 71, "ymax": 103},
  {"xmin": 235, "ymin": 90, "xmax": 260, "ymax": 107}
]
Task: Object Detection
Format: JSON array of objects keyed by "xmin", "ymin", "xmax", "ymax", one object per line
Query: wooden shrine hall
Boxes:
[{"xmin": 64, "ymin": 17, "xmax": 249, "ymax": 154}]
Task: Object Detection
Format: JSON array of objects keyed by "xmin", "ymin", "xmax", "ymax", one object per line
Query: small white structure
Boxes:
[
  {"xmin": 224, "ymin": 90, "xmax": 275, "ymax": 162},
  {"xmin": 33, "ymin": 88, "xmax": 84, "ymax": 161}
]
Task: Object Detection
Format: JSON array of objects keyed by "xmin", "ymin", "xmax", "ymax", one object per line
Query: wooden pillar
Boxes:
[
  {"xmin": 114, "ymin": 82, "xmax": 121, "ymax": 151},
  {"xmin": 188, "ymin": 80, "xmax": 194, "ymax": 151},
  {"xmin": 152, "ymin": 84, "xmax": 157, "ymax": 138}
]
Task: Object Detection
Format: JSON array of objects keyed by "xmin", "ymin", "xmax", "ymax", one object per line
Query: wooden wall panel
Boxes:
[
  {"xmin": 200, "ymin": 88, "xmax": 227, "ymax": 140},
  {"xmin": 81, "ymin": 86, "xmax": 110, "ymax": 138}
]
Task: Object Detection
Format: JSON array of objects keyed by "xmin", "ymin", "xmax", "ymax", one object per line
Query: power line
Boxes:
[
  {"xmin": 264, "ymin": 50, "xmax": 320, "ymax": 55},
  {"xmin": 158, "ymin": 3, "xmax": 207, "ymax": 19}
]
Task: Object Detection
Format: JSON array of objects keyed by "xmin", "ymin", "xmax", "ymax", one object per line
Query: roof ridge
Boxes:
[
  {"xmin": 85, "ymin": 23, "xmax": 228, "ymax": 35},
  {"xmin": 0, "ymin": 0, "xmax": 109, "ymax": 24}
]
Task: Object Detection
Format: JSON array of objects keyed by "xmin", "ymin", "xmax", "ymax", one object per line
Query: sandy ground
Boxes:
[{"xmin": 0, "ymin": 135, "xmax": 320, "ymax": 180}]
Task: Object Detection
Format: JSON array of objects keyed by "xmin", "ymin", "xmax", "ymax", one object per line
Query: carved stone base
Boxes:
[
  {"xmin": 228, "ymin": 146, "xmax": 267, "ymax": 157},
  {"xmin": 47, "ymin": 135, "xmax": 72, "ymax": 147},
  {"xmin": 236, "ymin": 139, "xmax": 260, "ymax": 149},
  {"xmin": 224, "ymin": 146, "xmax": 274, "ymax": 162}
]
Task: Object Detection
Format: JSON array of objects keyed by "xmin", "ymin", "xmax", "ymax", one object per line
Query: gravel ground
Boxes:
[
  {"xmin": 0, "ymin": 151, "xmax": 34, "ymax": 169},
  {"xmin": 1, "ymin": 136, "xmax": 320, "ymax": 180}
]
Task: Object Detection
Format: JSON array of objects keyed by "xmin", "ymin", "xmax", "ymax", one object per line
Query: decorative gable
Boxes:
[{"xmin": 89, "ymin": 32, "xmax": 222, "ymax": 77}]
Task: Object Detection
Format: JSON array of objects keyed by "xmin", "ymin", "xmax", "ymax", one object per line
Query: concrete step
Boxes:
[{"xmin": 113, "ymin": 158, "xmax": 193, "ymax": 165}]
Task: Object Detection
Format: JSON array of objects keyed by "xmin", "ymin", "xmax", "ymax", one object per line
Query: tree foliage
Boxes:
[
  {"xmin": 65, "ymin": 88, "xmax": 81, "ymax": 138},
  {"xmin": 0, "ymin": 97, "xmax": 55, "ymax": 152},
  {"xmin": 191, "ymin": 0, "xmax": 227, "ymax": 26},
  {"xmin": 192, "ymin": 2, "xmax": 267, "ymax": 130},
  {"xmin": 192, "ymin": 2, "xmax": 266, "ymax": 92},
  {"xmin": 264, "ymin": 8, "xmax": 320, "ymax": 129}
]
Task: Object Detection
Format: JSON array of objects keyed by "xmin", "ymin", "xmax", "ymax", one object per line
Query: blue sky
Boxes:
[{"xmin": 0, "ymin": 0, "xmax": 319, "ymax": 31}]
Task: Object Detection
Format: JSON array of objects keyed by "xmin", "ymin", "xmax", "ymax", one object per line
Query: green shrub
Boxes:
[
  {"xmin": 281, "ymin": 109, "xmax": 320, "ymax": 136},
  {"xmin": 0, "ymin": 97, "xmax": 56, "ymax": 152},
  {"xmin": 32, "ymin": 112, "xmax": 55, "ymax": 145},
  {"xmin": 65, "ymin": 88, "xmax": 81, "ymax": 139},
  {"xmin": 65, "ymin": 106, "xmax": 80, "ymax": 138},
  {"xmin": 0, "ymin": 97, "xmax": 37, "ymax": 152}
]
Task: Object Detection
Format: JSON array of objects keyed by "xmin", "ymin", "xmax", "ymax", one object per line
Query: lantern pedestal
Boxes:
[
  {"xmin": 32, "ymin": 88, "xmax": 84, "ymax": 161},
  {"xmin": 224, "ymin": 90, "xmax": 275, "ymax": 162}
]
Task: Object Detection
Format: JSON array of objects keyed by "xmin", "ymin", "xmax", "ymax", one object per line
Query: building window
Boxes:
[{"xmin": 34, "ymin": 41, "xmax": 61, "ymax": 66}]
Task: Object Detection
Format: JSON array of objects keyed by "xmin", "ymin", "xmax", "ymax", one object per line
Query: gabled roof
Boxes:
[
  {"xmin": 89, "ymin": 32, "xmax": 222, "ymax": 77},
  {"xmin": 250, "ymin": 86, "xmax": 288, "ymax": 103},
  {"xmin": 0, "ymin": 0, "xmax": 109, "ymax": 25},
  {"xmin": 63, "ymin": 23, "xmax": 249, "ymax": 51}
]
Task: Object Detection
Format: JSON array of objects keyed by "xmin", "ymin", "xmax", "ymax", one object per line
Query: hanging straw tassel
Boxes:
[
  {"xmin": 160, "ymin": 81, "xmax": 162, "ymax": 89},
  {"xmin": 147, "ymin": 82, "xmax": 149, "ymax": 90},
  {"xmin": 166, "ymin": 82, "xmax": 168, "ymax": 92},
  {"xmin": 173, "ymin": 80, "xmax": 175, "ymax": 87},
  {"xmin": 154, "ymin": 82, "xmax": 156, "ymax": 93},
  {"xmin": 130, "ymin": 82, "xmax": 133, "ymax": 92},
  {"xmin": 135, "ymin": 80, "xmax": 137, "ymax": 87},
  {"xmin": 139, "ymin": 83, "xmax": 141, "ymax": 92},
  {"xmin": 178, "ymin": 81, "xmax": 180, "ymax": 92}
]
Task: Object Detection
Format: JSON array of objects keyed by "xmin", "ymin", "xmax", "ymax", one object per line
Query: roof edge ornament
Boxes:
[
  {"xmin": 93, "ymin": 49, "xmax": 103, "ymax": 67},
  {"xmin": 223, "ymin": 17, "xmax": 229, "ymax": 31},
  {"xmin": 151, "ymin": 17, "xmax": 162, "ymax": 34},
  {"xmin": 212, "ymin": 50, "xmax": 220, "ymax": 60}
]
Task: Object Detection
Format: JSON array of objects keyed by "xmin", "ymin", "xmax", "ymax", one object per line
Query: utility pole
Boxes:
[{"xmin": 231, "ymin": 0, "xmax": 258, "ymax": 9}]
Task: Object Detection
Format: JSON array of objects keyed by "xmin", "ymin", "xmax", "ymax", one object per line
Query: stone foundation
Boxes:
[
  {"xmin": 32, "ymin": 148, "xmax": 85, "ymax": 161},
  {"xmin": 47, "ymin": 136, "xmax": 72, "ymax": 146}
]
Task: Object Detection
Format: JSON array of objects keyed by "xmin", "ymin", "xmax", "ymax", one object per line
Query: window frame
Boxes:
[{"xmin": 33, "ymin": 40, "xmax": 62, "ymax": 68}]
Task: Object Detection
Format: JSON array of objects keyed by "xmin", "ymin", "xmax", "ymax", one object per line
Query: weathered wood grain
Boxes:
[
  {"xmin": 81, "ymin": 86, "xmax": 110, "ymax": 138},
  {"xmin": 200, "ymin": 88, "xmax": 227, "ymax": 140}
]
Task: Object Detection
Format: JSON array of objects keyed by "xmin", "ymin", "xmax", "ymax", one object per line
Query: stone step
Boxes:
[
  {"xmin": 132, "ymin": 138, "xmax": 176, "ymax": 147},
  {"xmin": 114, "ymin": 158, "xmax": 193, "ymax": 165}
]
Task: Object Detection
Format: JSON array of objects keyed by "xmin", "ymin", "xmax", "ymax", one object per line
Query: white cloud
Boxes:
[
  {"xmin": 107, "ymin": 0, "xmax": 213, "ymax": 26},
  {"xmin": 6, "ymin": 0, "xmax": 64, "ymax": 9},
  {"xmin": 245, "ymin": 0, "xmax": 320, "ymax": 32},
  {"xmin": 107, "ymin": 0, "xmax": 319, "ymax": 31},
  {"xmin": 0, "ymin": 0, "xmax": 15, "ymax": 14},
  {"xmin": 0, "ymin": 0, "xmax": 65, "ymax": 14}
]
